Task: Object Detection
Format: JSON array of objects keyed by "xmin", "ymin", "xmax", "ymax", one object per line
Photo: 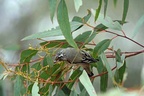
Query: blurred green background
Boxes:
[{"xmin": 0, "ymin": 0, "xmax": 144, "ymax": 96}]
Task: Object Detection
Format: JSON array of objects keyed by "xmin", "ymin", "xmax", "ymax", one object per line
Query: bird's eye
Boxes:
[{"xmin": 58, "ymin": 53, "xmax": 64, "ymax": 58}]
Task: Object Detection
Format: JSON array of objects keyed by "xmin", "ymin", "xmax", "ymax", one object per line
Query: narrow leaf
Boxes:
[
  {"xmin": 20, "ymin": 49, "xmax": 38, "ymax": 63},
  {"xmin": 115, "ymin": 49, "xmax": 122, "ymax": 62},
  {"xmin": 93, "ymin": 39, "xmax": 111, "ymax": 57},
  {"xmin": 32, "ymin": 79, "xmax": 40, "ymax": 96},
  {"xmin": 75, "ymin": 31, "xmax": 97, "ymax": 47},
  {"xmin": 104, "ymin": 0, "xmax": 108, "ymax": 18},
  {"xmin": 114, "ymin": 61, "xmax": 126, "ymax": 84},
  {"xmin": 122, "ymin": 0, "xmax": 129, "ymax": 25},
  {"xmin": 67, "ymin": 69, "xmax": 82, "ymax": 89},
  {"xmin": 55, "ymin": 88, "xmax": 66, "ymax": 96},
  {"xmin": 40, "ymin": 40, "xmax": 69, "ymax": 48},
  {"xmin": 132, "ymin": 15, "xmax": 144, "ymax": 38},
  {"xmin": 100, "ymin": 53, "xmax": 113, "ymax": 79},
  {"xmin": 94, "ymin": 24, "xmax": 108, "ymax": 32},
  {"xmin": 92, "ymin": 9, "xmax": 122, "ymax": 30},
  {"xmin": 43, "ymin": 55, "xmax": 54, "ymax": 67},
  {"xmin": 57, "ymin": 0, "xmax": 78, "ymax": 48},
  {"xmin": 97, "ymin": 60, "xmax": 108, "ymax": 92},
  {"xmin": 70, "ymin": 90, "xmax": 77, "ymax": 96},
  {"xmin": 31, "ymin": 62, "xmax": 41, "ymax": 71},
  {"xmin": 20, "ymin": 49, "xmax": 38, "ymax": 72},
  {"xmin": 95, "ymin": 0, "xmax": 102, "ymax": 21},
  {"xmin": 118, "ymin": 61, "xmax": 126, "ymax": 83},
  {"xmin": 48, "ymin": 0, "xmax": 58, "ymax": 22},
  {"xmin": 39, "ymin": 84, "xmax": 50, "ymax": 95},
  {"xmin": 22, "ymin": 22, "xmax": 81, "ymax": 41},
  {"xmin": 14, "ymin": 76, "xmax": 26, "ymax": 96},
  {"xmin": 74, "ymin": 0, "xmax": 82, "ymax": 12},
  {"xmin": 79, "ymin": 70, "xmax": 97, "ymax": 96},
  {"xmin": 72, "ymin": 10, "xmax": 91, "ymax": 23},
  {"xmin": 79, "ymin": 88, "xmax": 89, "ymax": 96}
]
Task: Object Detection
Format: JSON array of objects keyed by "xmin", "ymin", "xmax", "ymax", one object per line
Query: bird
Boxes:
[{"xmin": 54, "ymin": 48, "xmax": 99, "ymax": 77}]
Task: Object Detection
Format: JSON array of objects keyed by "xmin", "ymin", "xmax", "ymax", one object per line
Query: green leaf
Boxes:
[
  {"xmin": 132, "ymin": 15, "xmax": 144, "ymax": 38},
  {"xmin": 48, "ymin": 85, "xmax": 53, "ymax": 96},
  {"xmin": 22, "ymin": 30, "xmax": 62, "ymax": 41},
  {"xmin": 40, "ymin": 64, "xmax": 62, "ymax": 80},
  {"xmin": 114, "ymin": 61, "xmax": 126, "ymax": 84},
  {"xmin": 74, "ymin": 31, "xmax": 97, "ymax": 47},
  {"xmin": 93, "ymin": 39, "xmax": 111, "ymax": 57},
  {"xmin": 79, "ymin": 88, "xmax": 89, "ymax": 96},
  {"xmin": 97, "ymin": 59, "xmax": 108, "ymax": 92},
  {"xmin": 74, "ymin": 0, "xmax": 82, "ymax": 12},
  {"xmin": 22, "ymin": 22, "xmax": 81, "ymax": 41},
  {"xmin": 39, "ymin": 84, "xmax": 50, "ymax": 95},
  {"xmin": 31, "ymin": 62, "xmax": 42, "ymax": 71},
  {"xmin": 92, "ymin": 9, "xmax": 122, "ymax": 30},
  {"xmin": 113, "ymin": 20, "xmax": 128, "ymax": 25},
  {"xmin": 14, "ymin": 76, "xmax": 26, "ymax": 96},
  {"xmin": 70, "ymin": 90, "xmax": 77, "ymax": 96},
  {"xmin": 95, "ymin": 0, "xmax": 102, "ymax": 21},
  {"xmin": 67, "ymin": 69, "xmax": 82, "ymax": 89},
  {"xmin": 100, "ymin": 53, "xmax": 113, "ymax": 80},
  {"xmin": 104, "ymin": 0, "xmax": 108, "ymax": 18},
  {"xmin": 122, "ymin": 0, "xmax": 129, "ymax": 25},
  {"xmin": 55, "ymin": 88, "xmax": 66, "ymax": 96},
  {"xmin": 20, "ymin": 49, "xmax": 38, "ymax": 72},
  {"xmin": 20, "ymin": 49, "xmax": 38, "ymax": 63},
  {"xmin": 61, "ymin": 85, "xmax": 71, "ymax": 95},
  {"xmin": 101, "ymin": 18, "xmax": 122, "ymax": 30},
  {"xmin": 40, "ymin": 71, "xmax": 51, "ymax": 80},
  {"xmin": 94, "ymin": 24, "xmax": 108, "ymax": 32},
  {"xmin": 40, "ymin": 40, "xmax": 69, "ymax": 48},
  {"xmin": 43, "ymin": 55, "xmax": 54, "ymax": 67},
  {"xmin": 32, "ymin": 79, "xmax": 40, "ymax": 96},
  {"xmin": 48, "ymin": 0, "xmax": 58, "ymax": 22},
  {"xmin": 115, "ymin": 49, "xmax": 122, "ymax": 62},
  {"xmin": 118, "ymin": 61, "xmax": 126, "ymax": 82},
  {"xmin": 72, "ymin": 10, "xmax": 91, "ymax": 23},
  {"xmin": 100, "ymin": 67, "xmax": 108, "ymax": 92},
  {"xmin": 28, "ymin": 83, "xmax": 33, "ymax": 94},
  {"xmin": 57, "ymin": 0, "xmax": 78, "ymax": 48},
  {"xmin": 79, "ymin": 70, "xmax": 97, "ymax": 96}
]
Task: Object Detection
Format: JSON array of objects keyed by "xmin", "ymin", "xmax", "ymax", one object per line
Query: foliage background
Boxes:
[{"xmin": 0, "ymin": 0, "xmax": 144, "ymax": 96}]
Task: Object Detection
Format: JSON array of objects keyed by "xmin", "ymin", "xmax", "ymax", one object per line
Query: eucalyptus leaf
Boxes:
[
  {"xmin": 72, "ymin": 10, "xmax": 91, "ymax": 23},
  {"xmin": 57, "ymin": 0, "xmax": 78, "ymax": 48},
  {"xmin": 95, "ymin": 0, "xmax": 102, "ymax": 21},
  {"xmin": 32, "ymin": 79, "xmax": 40, "ymax": 96},
  {"xmin": 122, "ymin": 0, "xmax": 129, "ymax": 25},
  {"xmin": 48, "ymin": 0, "xmax": 58, "ymax": 22},
  {"xmin": 79, "ymin": 70, "xmax": 97, "ymax": 96},
  {"xmin": 104, "ymin": 0, "xmax": 108, "ymax": 18},
  {"xmin": 40, "ymin": 40, "xmax": 69, "ymax": 48},
  {"xmin": 43, "ymin": 55, "xmax": 54, "ymax": 67},
  {"xmin": 91, "ymin": 9, "xmax": 122, "ymax": 30},
  {"xmin": 93, "ymin": 39, "xmax": 111, "ymax": 57},
  {"xmin": 100, "ymin": 53, "xmax": 113, "ymax": 79},
  {"xmin": 74, "ymin": 0, "xmax": 82, "ymax": 12},
  {"xmin": 114, "ymin": 61, "xmax": 126, "ymax": 84},
  {"xmin": 22, "ymin": 22, "xmax": 81, "ymax": 41},
  {"xmin": 20, "ymin": 49, "xmax": 38, "ymax": 72},
  {"xmin": 97, "ymin": 59, "xmax": 108, "ymax": 92},
  {"xmin": 67, "ymin": 68, "xmax": 82, "ymax": 89},
  {"xmin": 14, "ymin": 76, "xmax": 26, "ymax": 96}
]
